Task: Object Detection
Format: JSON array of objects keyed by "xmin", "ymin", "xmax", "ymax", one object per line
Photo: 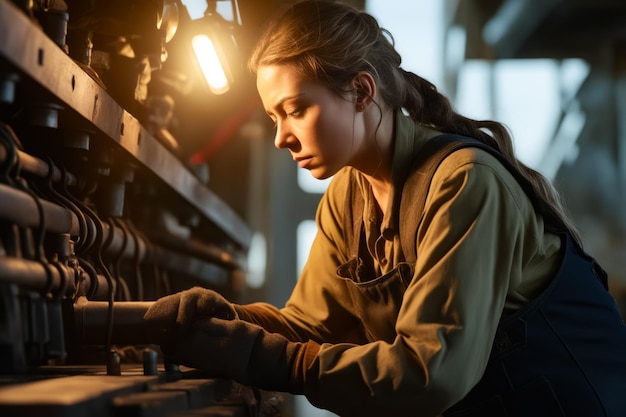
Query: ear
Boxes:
[{"xmin": 351, "ymin": 71, "xmax": 376, "ymax": 111}]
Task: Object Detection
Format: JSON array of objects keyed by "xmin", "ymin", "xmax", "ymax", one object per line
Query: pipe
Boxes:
[
  {"xmin": 72, "ymin": 299, "xmax": 155, "ymax": 346},
  {"xmin": 0, "ymin": 256, "xmax": 65, "ymax": 291},
  {"xmin": 0, "ymin": 255, "xmax": 109, "ymax": 299},
  {"xmin": 0, "ymin": 141, "xmax": 77, "ymax": 186},
  {"xmin": 0, "ymin": 182, "xmax": 148, "ymax": 264},
  {"xmin": 0, "ymin": 182, "xmax": 79, "ymax": 235}
]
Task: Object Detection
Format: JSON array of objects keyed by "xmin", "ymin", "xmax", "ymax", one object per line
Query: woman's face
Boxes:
[{"xmin": 256, "ymin": 63, "xmax": 365, "ymax": 179}]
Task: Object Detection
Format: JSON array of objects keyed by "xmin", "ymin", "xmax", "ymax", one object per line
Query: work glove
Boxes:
[
  {"xmin": 143, "ymin": 286, "xmax": 237, "ymax": 352},
  {"xmin": 143, "ymin": 287, "xmax": 321, "ymax": 393},
  {"xmin": 171, "ymin": 317, "xmax": 295, "ymax": 391}
]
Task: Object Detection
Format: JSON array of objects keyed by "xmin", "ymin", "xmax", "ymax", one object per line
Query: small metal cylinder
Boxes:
[
  {"xmin": 36, "ymin": 10, "xmax": 69, "ymax": 49},
  {"xmin": 106, "ymin": 349, "xmax": 121, "ymax": 376},
  {"xmin": 143, "ymin": 348, "xmax": 158, "ymax": 376}
]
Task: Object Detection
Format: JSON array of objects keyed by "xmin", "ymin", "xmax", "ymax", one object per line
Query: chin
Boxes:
[{"xmin": 309, "ymin": 168, "xmax": 334, "ymax": 180}]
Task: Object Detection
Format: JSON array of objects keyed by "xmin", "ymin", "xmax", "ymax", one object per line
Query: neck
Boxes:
[{"xmin": 360, "ymin": 107, "xmax": 394, "ymax": 211}]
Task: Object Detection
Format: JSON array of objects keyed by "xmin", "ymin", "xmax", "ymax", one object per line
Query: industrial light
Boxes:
[
  {"xmin": 191, "ymin": 31, "xmax": 231, "ymax": 94},
  {"xmin": 184, "ymin": 0, "xmax": 240, "ymax": 95}
]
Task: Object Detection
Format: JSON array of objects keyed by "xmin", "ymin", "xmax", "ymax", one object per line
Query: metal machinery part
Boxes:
[{"xmin": 0, "ymin": 0, "xmax": 268, "ymax": 415}]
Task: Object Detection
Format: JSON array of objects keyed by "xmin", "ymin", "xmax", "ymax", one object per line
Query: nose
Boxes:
[{"xmin": 274, "ymin": 120, "xmax": 295, "ymax": 149}]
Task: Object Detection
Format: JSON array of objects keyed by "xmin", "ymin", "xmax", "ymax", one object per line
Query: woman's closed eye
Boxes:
[{"xmin": 287, "ymin": 107, "xmax": 306, "ymax": 119}]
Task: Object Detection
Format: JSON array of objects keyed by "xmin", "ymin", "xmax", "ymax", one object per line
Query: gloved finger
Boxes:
[
  {"xmin": 143, "ymin": 292, "xmax": 180, "ymax": 324},
  {"xmin": 143, "ymin": 292, "xmax": 184, "ymax": 345},
  {"xmin": 143, "ymin": 288, "xmax": 237, "ymax": 345},
  {"xmin": 182, "ymin": 288, "xmax": 237, "ymax": 321}
]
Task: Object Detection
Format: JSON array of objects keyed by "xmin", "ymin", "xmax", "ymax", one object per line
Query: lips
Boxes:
[{"xmin": 294, "ymin": 156, "xmax": 313, "ymax": 169}]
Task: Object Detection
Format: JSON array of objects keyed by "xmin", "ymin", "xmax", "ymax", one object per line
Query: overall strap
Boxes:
[
  {"xmin": 398, "ymin": 134, "xmax": 571, "ymax": 265},
  {"xmin": 344, "ymin": 171, "xmax": 365, "ymax": 259}
]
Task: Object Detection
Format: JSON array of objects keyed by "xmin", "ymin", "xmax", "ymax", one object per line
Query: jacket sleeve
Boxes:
[
  {"xmin": 297, "ymin": 149, "xmax": 558, "ymax": 417},
  {"xmin": 235, "ymin": 168, "xmax": 367, "ymax": 344}
]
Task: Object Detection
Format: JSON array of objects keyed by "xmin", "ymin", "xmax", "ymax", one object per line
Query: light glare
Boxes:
[{"xmin": 192, "ymin": 34, "xmax": 230, "ymax": 94}]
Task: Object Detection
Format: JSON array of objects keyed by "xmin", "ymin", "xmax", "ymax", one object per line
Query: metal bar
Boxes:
[
  {"xmin": 72, "ymin": 299, "xmax": 154, "ymax": 345},
  {"xmin": 154, "ymin": 246, "xmax": 231, "ymax": 289},
  {"xmin": 482, "ymin": 0, "xmax": 560, "ymax": 57},
  {"xmin": 0, "ymin": 255, "xmax": 109, "ymax": 299},
  {"xmin": 150, "ymin": 233, "xmax": 242, "ymax": 270},
  {"xmin": 0, "ymin": 256, "xmax": 64, "ymax": 291},
  {"xmin": 0, "ymin": 182, "xmax": 79, "ymax": 235},
  {"xmin": 0, "ymin": 141, "xmax": 77, "ymax": 186},
  {"xmin": 101, "ymin": 220, "xmax": 148, "ymax": 263}
]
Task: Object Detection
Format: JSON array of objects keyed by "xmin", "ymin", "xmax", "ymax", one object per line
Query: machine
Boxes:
[{"xmin": 0, "ymin": 0, "xmax": 273, "ymax": 415}]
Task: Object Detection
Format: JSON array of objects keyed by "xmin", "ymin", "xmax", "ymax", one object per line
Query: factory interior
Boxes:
[{"xmin": 1, "ymin": 0, "xmax": 625, "ymax": 416}]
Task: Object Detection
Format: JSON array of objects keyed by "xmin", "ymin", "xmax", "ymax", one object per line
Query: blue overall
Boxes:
[{"xmin": 443, "ymin": 233, "xmax": 626, "ymax": 416}]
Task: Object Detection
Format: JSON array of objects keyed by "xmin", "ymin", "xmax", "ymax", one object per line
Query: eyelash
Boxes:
[
  {"xmin": 269, "ymin": 107, "xmax": 305, "ymax": 128},
  {"xmin": 287, "ymin": 108, "xmax": 304, "ymax": 118}
]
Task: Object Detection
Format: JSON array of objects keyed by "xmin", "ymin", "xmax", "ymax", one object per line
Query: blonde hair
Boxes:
[{"xmin": 249, "ymin": 0, "xmax": 581, "ymax": 244}]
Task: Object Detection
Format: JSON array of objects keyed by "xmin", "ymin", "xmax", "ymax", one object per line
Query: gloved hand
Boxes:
[
  {"xmin": 143, "ymin": 286, "xmax": 237, "ymax": 351},
  {"xmin": 167, "ymin": 316, "xmax": 307, "ymax": 393}
]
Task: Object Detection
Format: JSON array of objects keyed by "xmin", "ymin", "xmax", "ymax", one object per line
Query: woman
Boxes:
[{"xmin": 144, "ymin": 1, "xmax": 626, "ymax": 416}]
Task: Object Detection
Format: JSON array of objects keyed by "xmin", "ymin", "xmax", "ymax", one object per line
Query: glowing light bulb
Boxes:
[{"xmin": 191, "ymin": 34, "xmax": 230, "ymax": 95}]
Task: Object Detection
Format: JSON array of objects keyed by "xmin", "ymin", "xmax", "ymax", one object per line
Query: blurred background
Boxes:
[{"xmin": 1, "ymin": 0, "xmax": 625, "ymax": 416}]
